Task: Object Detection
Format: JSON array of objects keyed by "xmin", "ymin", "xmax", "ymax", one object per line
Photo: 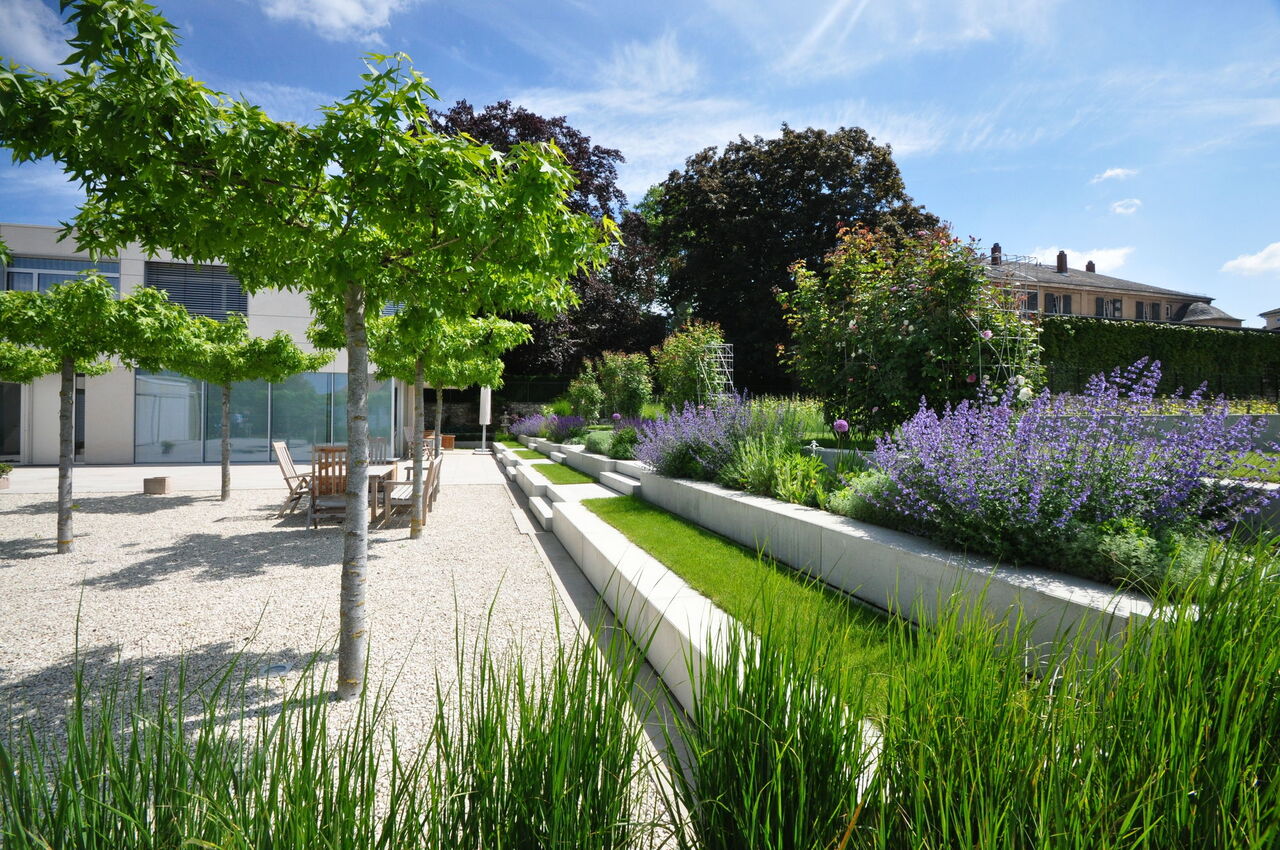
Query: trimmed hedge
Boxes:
[{"xmin": 1042, "ymin": 317, "xmax": 1280, "ymax": 398}]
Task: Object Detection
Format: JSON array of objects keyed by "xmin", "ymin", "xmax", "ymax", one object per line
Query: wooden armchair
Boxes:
[{"xmin": 380, "ymin": 453, "xmax": 443, "ymax": 526}]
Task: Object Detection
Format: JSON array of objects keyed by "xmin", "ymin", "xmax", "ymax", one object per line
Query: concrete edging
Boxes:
[{"xmin": 627, "ymin": 467, "xmax": 1154, "ymax": 655}]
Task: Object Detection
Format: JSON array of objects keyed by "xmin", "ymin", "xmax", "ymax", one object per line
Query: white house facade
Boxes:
[{"xmin": 1, "ymin": 222, "xmax": 405, "ymax": 466}]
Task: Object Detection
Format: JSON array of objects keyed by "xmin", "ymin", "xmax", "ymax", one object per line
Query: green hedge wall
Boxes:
[{"xmin": 1041, "ymin": 317, "xmax": 1280, "ymax": 398}]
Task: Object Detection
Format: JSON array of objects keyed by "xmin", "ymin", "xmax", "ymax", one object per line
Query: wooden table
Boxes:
[{"xmin": 367, "ymin": 462, "xmax": 401, "ymax": 524}]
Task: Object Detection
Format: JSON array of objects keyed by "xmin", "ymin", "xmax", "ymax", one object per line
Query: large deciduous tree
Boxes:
[
  {"xmin": 175, "ymin": 313, "xmax": 330, "ymax": 501},
  {"xmin": 367, "ymin": 307, "xmax": 529, "ymax": 538},
  {"xmin": 648, "ymin": 124, "xmax": 940, "ymax": 391},
  {"xmin": 0, "ymin": 1, "xmax": 611, "ymax": 698},
  {"xmin": 0, "ymin": 276, "xmax": 191, "ymax": 553},
  {"xmin": 431, "ymin": 100, "xmax": 665, "ymax": 374}
]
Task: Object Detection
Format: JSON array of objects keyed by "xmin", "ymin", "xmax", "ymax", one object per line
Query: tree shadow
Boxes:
[
  {"xmin": 0, "ymin": 493, "xmax": 204, "ymax": 516},
  {"xmin": 81, "ymin": 524, "xmax": 359, "ymax": 589},
  {"xmin": 0, "ymin": 538, "xmax": 57, "ymax": 561},
  {"xmin": 0, "ymin": 638, "xmax": 340, "ymax": 746}
]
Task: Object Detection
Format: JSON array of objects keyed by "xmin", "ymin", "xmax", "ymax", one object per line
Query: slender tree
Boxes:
[
  {"xmin": 0, "ymin": 1, "xmax": 612, "ymax": 698},
  {"xmin": 368, "ymin": 308, "xmax": 529, "ymax": 538},
  {"xmin": 173, "ymin": 313, "xmax": 330, "ymax": 501},
  {"xmin": 0, "ymin": 276, "xmax": 192, "ymax": 553}
]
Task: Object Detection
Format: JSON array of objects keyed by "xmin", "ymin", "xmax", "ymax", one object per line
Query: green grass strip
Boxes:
[
  {"xmin": 582, "ymin": 495, "xmax": 900, "ymax": 707},
  {"xmin": 514, "ymin": 449, "xmax": 544, "ymax": 459},
  {"xmin": 532, "ymin": 463, "xmax": 596, "ymax": 486},
  {"xmin": 498, "ymin": 439, "xmax": 523, "ymax": 448}
]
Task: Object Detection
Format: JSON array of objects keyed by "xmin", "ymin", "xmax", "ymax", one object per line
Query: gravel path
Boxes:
[{"xmin": 0, "ymin": 453, "xmax": 569, "ymax": 753}]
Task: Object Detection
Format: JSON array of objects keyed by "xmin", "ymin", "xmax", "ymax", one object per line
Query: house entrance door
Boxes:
[{"xmin": 0, "ymin": 382, "xmax": 20, "ymax": 461}]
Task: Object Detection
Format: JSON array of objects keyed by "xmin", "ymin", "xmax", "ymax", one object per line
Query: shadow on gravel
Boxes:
[
  {"xmin": 83, "ymin": 525, "xmax": 346, "ymax": 589},
  {"xmin": 0, "ymin": 639, "xmax": 339, "ymax": 742},
  {"xmin": 0, "ymin": 537, "xmax": 56, "ymax": 561},
  {"xmin": 0, "ymin": 493, "xmax": 204, "ymax": 516}
]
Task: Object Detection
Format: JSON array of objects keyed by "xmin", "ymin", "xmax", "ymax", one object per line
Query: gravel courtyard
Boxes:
[{"xmin": 0, "ymin": 453, "xmax": 569, "ymax": 752}]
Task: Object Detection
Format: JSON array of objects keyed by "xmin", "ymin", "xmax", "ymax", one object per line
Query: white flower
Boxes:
[
  {"xmin": 1018, "ymin": 386, "xmax": 1033, "ymax": 401},
  {"xmin": 907, "ymin": 325, "xmax": 914, "ymax": 332},
  {"xmin": 1014, "ymin": 375, "xmax": 1026, "ymax": 386},
  {"xmin": 847, "ymin": 320, "xmax": 857, "ymax": 332}
]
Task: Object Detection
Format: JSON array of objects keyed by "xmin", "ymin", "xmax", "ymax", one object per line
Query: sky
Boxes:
[{"xmin": 1, "ymin": 0, "xmax": 1279, "ymax": 325}]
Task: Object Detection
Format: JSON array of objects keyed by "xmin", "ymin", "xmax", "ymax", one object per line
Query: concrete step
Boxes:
[
  {"xmin": 504, "ymin": 464, "xmax": 516, "ymax": 480},
  {"xmin": 599, "ymin": 471, "xmax": 641, "ymax": 496},
  {"xmin": 529, "ymin": 495, "xmax": 554, "ymax": 530},
  {"xmin": 549, "ymin": 450, "xmax": 566, "ymax": 463}
]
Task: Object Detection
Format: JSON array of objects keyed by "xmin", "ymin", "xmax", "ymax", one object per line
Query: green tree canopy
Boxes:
[
  {"xmin": 648, "ymin": 125, "xmax": 939, "ymax": 391},
  {"xmin": 0, "ymin": 275, "xmax": 193, "ymax": 552},
  {"xmin": 780, "ymin": 226, "xmax": 1042, "ymax": 433},
  {"xmin": 174, "ymin": 313, "xmax": 331, "ymax": 500},
  {"xmin": 0, "ymin": 0, "xmax": 612, "ymax": 697}
]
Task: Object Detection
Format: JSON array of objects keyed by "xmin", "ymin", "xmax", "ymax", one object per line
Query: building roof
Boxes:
[
  {"xmin": 1175, "ymin": 301, "xmax": 1241, "ymax": 323},
  {"xmin": 1261, "ymin": 307, "xmax": 1280, "ymax": 318},
  {"xmin": 985, "ymin": 261, "xmax": 1211, "ymax": 302}
]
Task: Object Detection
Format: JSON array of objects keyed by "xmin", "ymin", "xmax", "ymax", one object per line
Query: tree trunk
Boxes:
[
  {"xmin": 56, "ymin": 356, "xmax": 75, "ymax": 555},
  {"xmin": 338, "ymin": 282, "xmax": 370, "ymax": 701},
  {"xmin": 410, "ymin": 358, "xmax": 425, "ymax": 540},
  {"xmin": 433, "ymin": 386, "xmax": 443, "ymax": 458},
  {"xmin": 220, "ymin": 383, "xmax": 231, "ymax": 502}
]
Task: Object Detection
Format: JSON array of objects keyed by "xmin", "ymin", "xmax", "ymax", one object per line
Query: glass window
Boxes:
[
  {"xmin": 332, "ymin": 375, "xmax": 392, "ymax": 446},
  {"xmin": 1095, "ymin": 296, "xmax": 1105, "ymax": 317},
  {"xmin": 145, "ymin": 261, "xmax": 247, "ymax": 319},
  {"xmin": 1135, "ymin": 302, "xmax": 1146, "ymax": 320},
  {"xmin": 1026, "ymin": 291, "xmax": 1038, "ymax": 312},
  {"xmin": 271, "ymin": 373, "xmax": 332, "ymax": 464},
  {"xmin": 135, "ymin": 371, "xmax": 203, "ymax": 462},
  {"xmin": 205, "ymin": 379, "xmax": 269, "ymax": 463},
  {"xmin": 5, "ymin": 271, "xmax": 34, "ymax": 291},
  {"xmin": 0, "ymin": 382, "xmax": 20, "ymax": 457}
]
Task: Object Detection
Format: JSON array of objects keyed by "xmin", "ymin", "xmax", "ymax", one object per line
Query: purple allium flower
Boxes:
[
  {"xmin": 612, "ymin": 412, "xmax": 622, "ymax": 421},
  {"xmin": 833, "ymin": 419, "xmax": 850, "ymax": 434}
]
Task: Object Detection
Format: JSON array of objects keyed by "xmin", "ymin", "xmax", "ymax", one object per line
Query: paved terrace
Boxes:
[{"xmin": 0, "ymin": 451, "xmax": 611, "ymax": 753}]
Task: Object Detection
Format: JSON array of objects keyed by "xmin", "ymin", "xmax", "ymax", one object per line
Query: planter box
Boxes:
[
  {"xmin": 630, "ymin": 467, "xmax": 1153, "ymax": 658},
  {"xmin": 143, "ymin": 476, "xmax": 172, "ymax": 495},
  {"xmin": 0, "ymin": 477, "xmax": 9, "ymax": 490},
  {"xmin": 563, "ymin": 448, "xmax": 616, "ymax": 479}
]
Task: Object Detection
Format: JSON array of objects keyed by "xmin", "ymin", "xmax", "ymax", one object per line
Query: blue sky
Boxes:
[{"xmin": 2, "ymin": 0, "xmax": 1279, "ymax": 325}]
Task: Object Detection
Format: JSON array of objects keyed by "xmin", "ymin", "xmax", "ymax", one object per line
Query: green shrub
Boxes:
[
  {"xmin": 564, "ymin": 367, "xmax": 604, "ymax": 421},
  {"xmin": 718, "ymin": 432, "xmax": 792, "ymax": 496},
  {"xmin": 652, "ymin": 319, "xmax": 727, "ymax": 408},
  {"xmin": 583, "ymin": 430, "xmax": 613, "ymax": 455},
  {"xmin": 607, "ymin": 426, "xmax": 639, "ymax": 460},
  {"xmin": 543, "ymin": 397, "xmax": 573, "ymax": 418},
  {"xmin": 826, "ymin": 470, "xmax": 897, "ymax": 524},
  {"xmin": 772, "ymin": 452, "xmax": 830, "ymax": 508},
  {"xmin": 0, "ymin": 462, "xmax": 12, "ymax": 478},
  {"xmin": 596, "ymin": 351, "xmax": 652, "ymax": 417}
]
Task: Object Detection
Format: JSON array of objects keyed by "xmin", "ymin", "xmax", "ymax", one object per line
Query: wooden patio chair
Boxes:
[
  {"xmin": 272, "ymin": 440, "xmax": 311, "ymax": 517},
  {"xmin": 370, "ymin": 435, "xmax": 390, "ymax": 464},
  {"xmin": 379, "ymin": 453, "xmax": 443, "ymax": 526},
  {"xmin": 308, "ymin": 444, "xmax": 348, "ymax": 528}
]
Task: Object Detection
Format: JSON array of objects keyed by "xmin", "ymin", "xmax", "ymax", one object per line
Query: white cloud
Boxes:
[
  {"xmin": 706, "ymin": 0, "xmax": 1061, "ymax": 79},
  {"xmin": 1090, "ymin": 167, "xmax": 1136, "ymax": 183},
  {"xmin": 1110, "ymin": 198, "xmax": 1142, "ymax": 215},
  {"xmin": 1221, "ymin": 241, "xmax": 1280, "ymax": 276},
  {"xmin": 0, "ymin": 159, "xmax": 83, "ymax": 201},
  {"xmin": 0, "ymin": 0, "xmax": 69, "ymax": 72},
  {"xmin": 260, "ymin": 0, "xmax": 418, "ymax": 43},
  {"xmin": 1030, "ymin": 245, "xmax": 1134, "ymax": 273},
  {"xmin": 600, "ymin": 32, "xmax": 700, "ymax": 95}
]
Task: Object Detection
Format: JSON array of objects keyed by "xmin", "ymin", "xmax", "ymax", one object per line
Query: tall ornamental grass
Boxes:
[
  {"xmin": 0, "ymin": 633, "xmax": 661, "ymax": 849},
  {"xmin": 858, "ymin": 536, "xmax": 1280, "ymax": 848},
  {"xmin": 662, "ymin": 621, "xmax": 875, "ymax": 850}
]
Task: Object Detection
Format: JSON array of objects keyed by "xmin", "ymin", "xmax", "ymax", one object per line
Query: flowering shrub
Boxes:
[
  {"xmin": 869, "ymin": 359, "xmax": 1280, "ymax": 592},
  {"xmin": 651, "ymin": 320, "xmax": 728, "ymax": 408},
  {"xmin": 636, "ymin": 394, "xmax": 749, "ymax": 479},
  {"xmin": 565, "ymin": 367, "xmax": 605, "ymax": 420},
  {"xmin": 547, "ymin": 415, "xmax": 587, "ymax": 443},
  {"xmin": 596, "ymin": 351, "xmax": 653, "ymax": 418},
  {"xmin": 509, "ymin": 414, "xmax": 548, "ymax": 439},
  {"xmin": 780, "ymin": 226, "xmax": 1042, "ymax": 433}
]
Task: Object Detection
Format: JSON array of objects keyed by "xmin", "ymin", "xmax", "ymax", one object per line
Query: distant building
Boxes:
[
  {"xmin": 984, "ymin": 244, "xmax": 1243, "ymax": 329},
  {"xmin": 1261, "ymin": 307, "xmax": 1280, "ymax": 332}
]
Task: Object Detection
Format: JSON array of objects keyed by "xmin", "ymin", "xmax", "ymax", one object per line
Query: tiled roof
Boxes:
[
  {"xmin": 985, "ymin": 263, "xmax": 1210, "ymax": 302},
  {"xmin": 1176, "ymin": 301, "xmax": 1240, "ymax": 322},
  {"xmin": 1261, "ymin": 307, "xmax": 1280, "ymax": 317}
]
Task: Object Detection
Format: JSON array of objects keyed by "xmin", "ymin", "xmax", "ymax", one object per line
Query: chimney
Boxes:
[
  {"xmin": 1056, "ymin": 250, "xmax": 1068, "ymax": 273},
  {"xmin": 1086, "ymin": 260, "xmax": 1096, "ymax": 273},
  {"xmin": 991, "ymin": 242, "xmax": 1002, "ymax": 266}
]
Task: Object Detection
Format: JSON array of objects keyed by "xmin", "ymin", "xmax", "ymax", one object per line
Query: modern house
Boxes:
[
  {"xmin": 0, "ymin": 222, "xmax": 406, "ymax": 466},
  {"xmin": 984, "ymin": 244, "xmax": 1243, "ymax": 328},
  {"xmin": 1261, "ymin": 307, "xmax": 1280, "ymax": 332}
]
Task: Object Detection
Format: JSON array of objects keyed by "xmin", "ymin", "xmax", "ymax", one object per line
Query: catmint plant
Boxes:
[{"xmin": 870, "ymin": 358, "xmax": 1279, "ymax": 564}]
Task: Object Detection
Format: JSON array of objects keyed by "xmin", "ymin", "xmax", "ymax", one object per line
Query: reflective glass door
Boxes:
[{"xmin": 0, "ymin": 382, "xmax": 20, "ymax": 460}]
